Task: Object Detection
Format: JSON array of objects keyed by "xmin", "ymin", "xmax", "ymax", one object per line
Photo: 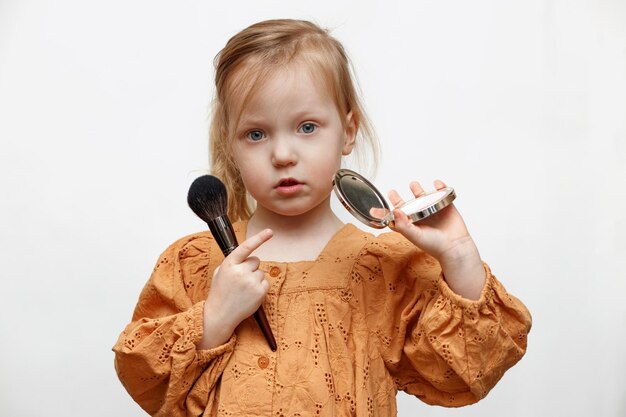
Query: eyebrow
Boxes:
[
  {"xmin": 237, "ymin": 115, "xmax": 264, "ymax": 127},
  {"xmin": 239, "ymin": 107, "xmax": 331, "ymax": 126}
]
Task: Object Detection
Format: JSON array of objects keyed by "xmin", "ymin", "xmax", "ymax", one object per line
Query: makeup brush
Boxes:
[{"xmin": 187, "ymin": 175, "xmax": 277, "ymax": 351}]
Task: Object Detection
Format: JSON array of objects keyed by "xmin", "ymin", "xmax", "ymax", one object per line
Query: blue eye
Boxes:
[
  {"xmin": 299, "ymin": 123, "xmax": 317, "ymax": 134},
  {"xmin": 246, "ymin": 130, "xmax": 265, "ymax": 141}
]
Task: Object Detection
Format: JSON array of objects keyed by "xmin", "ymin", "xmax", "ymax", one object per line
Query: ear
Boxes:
[{"xmin": 342, "ymin": 111, "xmax": 357, "ymax": 155}]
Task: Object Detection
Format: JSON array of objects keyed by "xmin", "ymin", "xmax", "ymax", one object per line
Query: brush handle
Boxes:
[
  {"xmin": 253, "ymin": 307, "xmax": 277, "ymax": 351},
  {"xmin": 208, "ymin": 216, "xmax": 238, "ymax": 255},
  {"xmin": 208, "ymin": 216, "xmax": 278, "ymax": 352}
]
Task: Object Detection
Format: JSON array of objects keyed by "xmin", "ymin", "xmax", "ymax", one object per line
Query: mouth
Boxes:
[
  {"xmin": 275, "ymin": 178, "xmax": 302, "ymax": 188},
  {"xmin": 275, "ymin": 178, "xmax": 304, "ymax": 195}
]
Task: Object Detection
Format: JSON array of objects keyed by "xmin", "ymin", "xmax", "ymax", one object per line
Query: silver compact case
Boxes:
[{"xmin": 333, "ymin": 169, "xmax": 456, "ymax": 229}]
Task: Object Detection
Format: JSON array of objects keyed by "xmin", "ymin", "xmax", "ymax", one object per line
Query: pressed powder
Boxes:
[{"xmin": 399, "ymin": 190, "xmax": 449, "ymax": 214}]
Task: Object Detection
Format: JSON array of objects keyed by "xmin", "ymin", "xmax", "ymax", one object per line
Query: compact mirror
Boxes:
[{"xmin": 333, "ymin": 169, "xmax": 456, "ymax": 229}]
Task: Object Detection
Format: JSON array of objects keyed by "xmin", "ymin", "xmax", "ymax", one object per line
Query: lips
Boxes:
[
  {"xmin": 275, "ymin": 178, "xmax": 304, "ymax": 196},
  {"xmin": 275, "ymin": 178, "xmax": 301, "ymax": 188}
]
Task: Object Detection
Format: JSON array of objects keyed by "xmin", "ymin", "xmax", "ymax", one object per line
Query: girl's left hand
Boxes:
[
  {"xmin": 388, "ymin": 180, "xmax": 473, "ymax": 262},
  {"xmin": 388, "ymin": 180, "xmax": 486, "ymax": 299}
]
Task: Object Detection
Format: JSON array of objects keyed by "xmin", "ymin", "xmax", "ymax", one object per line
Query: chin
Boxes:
[
  {"xmin": 261, "ymin": 198, "xmax": 327, "ymax": 218},
  {"xmin": 272, "ymin": 206, "xmax": 314, "ymax": 217}
]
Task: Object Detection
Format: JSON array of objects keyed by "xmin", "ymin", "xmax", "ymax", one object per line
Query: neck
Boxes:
[
  {"xmin": 248, "ymin": 197, "xmax": 342, "ymax": 237},
  {"xmin": 245, "ymin": 197, "xmax": 345, "ymax": 262},
  {"xmin": 248, "ymin": 197, "xmax": 343, "ymax": 234}
]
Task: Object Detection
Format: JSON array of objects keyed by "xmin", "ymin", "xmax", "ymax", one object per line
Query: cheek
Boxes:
[
  {"xmin": 231, "ymin": 144, "xmax": 251, "ymax": 174},
  {"xmin": 232, "ymin": 149, "xmax": 264, "ymax": 190},
  {"xmin": 314, "ymin": 149, "xmax": 344, "ymax": 183}
]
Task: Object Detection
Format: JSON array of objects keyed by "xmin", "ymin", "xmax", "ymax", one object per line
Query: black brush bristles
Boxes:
[
  {"xmin": 187, "ymin": 175, "xmax": 228, "ymax": 223},
  {"xmin": 187, "ymin": 174, "xmax": 238, "ymax": 256}
]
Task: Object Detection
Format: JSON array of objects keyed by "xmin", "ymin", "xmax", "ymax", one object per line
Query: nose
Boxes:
[{"xmin": 271, "ymin": 135, "xmax": 297, "ymax": 167}]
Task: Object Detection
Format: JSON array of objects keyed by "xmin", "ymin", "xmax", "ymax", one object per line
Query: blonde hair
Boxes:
[{"xmin": 209, "ymin": 19, "xmax": 379, "ymax": 221}]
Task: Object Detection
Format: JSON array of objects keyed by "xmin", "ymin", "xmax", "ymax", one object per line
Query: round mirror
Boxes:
[
  {"xmin": 333, "ymin": 169, "xmax": 456, "ymax": 229},
  {"xmin": 333, "ymin": 169, "xmax": 391, "ymax": 229}
]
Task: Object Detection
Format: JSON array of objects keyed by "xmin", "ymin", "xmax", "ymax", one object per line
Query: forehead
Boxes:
[
  {"xmin": 247, "ymin": 64, "xmax": 333, "ymax": 112},
  {"xmin": 227, "ymin": 59, "xmax": 339, "ymax": 126}
]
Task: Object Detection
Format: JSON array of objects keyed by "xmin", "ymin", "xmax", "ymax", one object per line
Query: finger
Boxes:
[
  {"xmin": 409, "ymin": 181, "xmax": 426, "ymax": 198},
  {"xmin": 251, "ymin": 271, "xmax": 270, "ymax": 294},
  {"xmin": 369, "ymin": 207, "xmax": 388, "ymax": 218},
  {"xmin": 391, "ymin": 208, "xmax": 412, "ymax": 230},
  {"xmin": 259, "ymin": 277, "xmax": 270, "ymax": 293},
  {"xmin": 387, "ymin": 189, "xmax": 405, "ymax": 208},
  {"xmin": 227, "ymin": 229, "xmax": 273, "ymax": 264},
  {"xmin": 433, "ymin": 179, "xmax": 447, "ymax": 190},
  {"xmin": 241, "ymin": 256, "xmax": 261, "ymax": 271},
  {"xmin": 254, "ymin": 270, "xmax": 268, "ymax": 284}
]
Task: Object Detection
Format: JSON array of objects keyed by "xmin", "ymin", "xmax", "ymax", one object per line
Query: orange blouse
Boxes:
[{"xmin": 113, "ymin": 221, "xmax": 531, "ymax": 416}]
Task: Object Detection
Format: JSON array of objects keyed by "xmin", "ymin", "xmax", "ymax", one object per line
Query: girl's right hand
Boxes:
[{"xmin": 197, "ymin": 228, "xmax": 273, "ymax": 350}]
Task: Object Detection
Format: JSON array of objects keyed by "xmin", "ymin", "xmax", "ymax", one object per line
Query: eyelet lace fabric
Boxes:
[{"xmin": 113, "ymin": 221, "xmax": 531, "ymax": 416}]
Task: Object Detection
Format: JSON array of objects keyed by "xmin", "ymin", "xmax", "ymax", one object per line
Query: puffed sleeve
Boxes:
[
  {"xmin": 112, "ymin": 234, "xmax": 236, "ymax": 416},
  {"xmin": 352, "ymin": 232, "xmax": 531, "ymax": 407}
]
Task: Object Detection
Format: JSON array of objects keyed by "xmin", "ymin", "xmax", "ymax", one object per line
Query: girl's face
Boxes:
[{"xmin": 231, "ymin": 62, "xmax": 355, "ymax": 219}]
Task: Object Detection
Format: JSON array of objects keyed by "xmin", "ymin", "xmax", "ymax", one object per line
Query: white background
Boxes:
[{"xmin": 1, "ymin": 0, "xmax": 625, "ymax": 416}]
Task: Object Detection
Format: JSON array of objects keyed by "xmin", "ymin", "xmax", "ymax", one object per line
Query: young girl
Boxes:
[{"xmin": 113, "ymin": 19, "xmax": 531, "ymax": 416}]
